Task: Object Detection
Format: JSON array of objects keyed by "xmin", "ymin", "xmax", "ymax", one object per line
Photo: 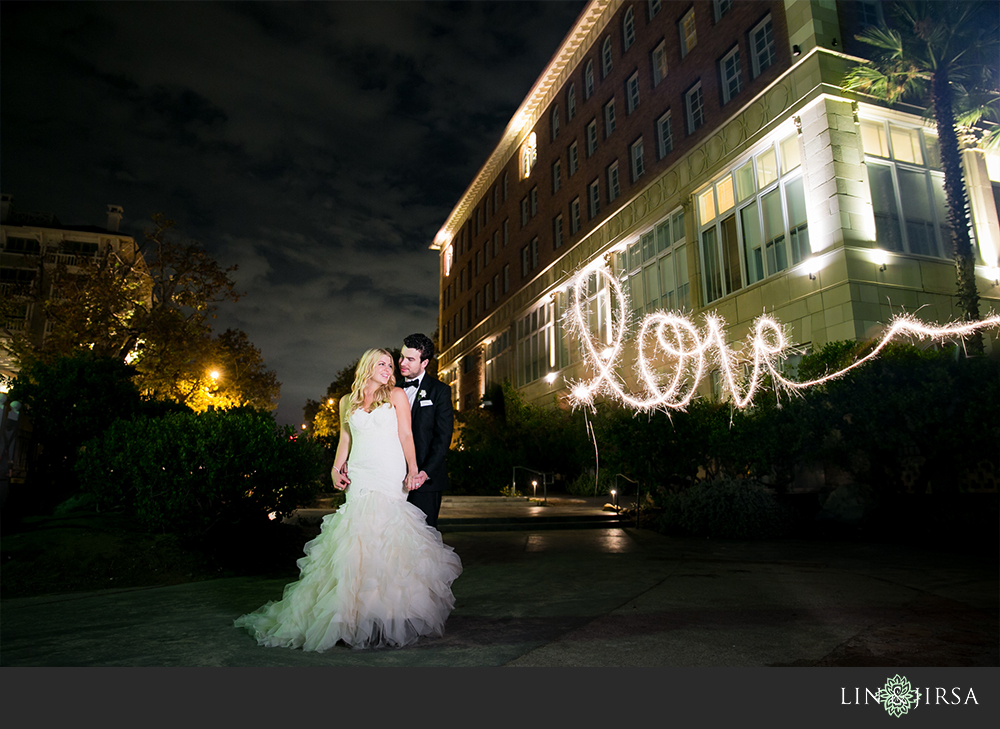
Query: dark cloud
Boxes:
[{"xmin": 1, "ymin": 0, "xmax": 587, "ymax": 424}]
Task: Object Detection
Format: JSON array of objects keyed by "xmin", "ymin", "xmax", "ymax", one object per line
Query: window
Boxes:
[
  {"xmin": 585, "ymin": 60, "xmax": 595, "ymax": 99},
  {"xmin": 601, "ymin": 37, "xmax": 613, "ymax": 78},
  {"xmin": 485, "ymin": 238, "xmax": 492, "ymax": 266},
  {"xmin": 530, "ymin": 187, "xmax": 538, "ymax": 217},
  {"xmin": 607, "ymin": 162, "xmax": 621, "ymax": 203},
  {"xmin": 588, "ymin": 179, "xmax": 600, "ymax": 219},
  {"xmin": 493, "ymin": 231, "xmax": 500, "ymax": 257},
  {"xmin": 618, "ymin": 208, "xmax": 690, "ymax": 322},
  {"xmin": 623, "ymin": 8, "xmax": 636, "ymax": 50},
  {"xmin": 503, "ymin": 172, "xmax": 509, "ymax": 200},
  {"xmin": 648, "ymin": 0, "xmax": 661, "ymax": 20},
  {"xmin": 720, "ymin": 46, "xmax": 742, "ymax": 103},
  {"xmin": 861, "ymin": 118, "xmax": 951, "ymax": 260},
  {"xmin": 567, "ymin": 83, "xmax": 577, "ymax": 120},
  {"xmin": 713, "ymin": 0, "xmax": 733, "ymax": 22},
  {"xmin": 503, "ymin": 218, "xmax": 509, "ymax": 246},
  {"xmin": 680, "ymin": 8, "xmax": 697, "ymax": 58},
  {"xmin": 493, "ymin": 274, "xmax": 500, "ymax": 303},
  {"xmin": 631, "ymin": 137, "xmax": 645, "ymax": 181},
  {"xmin": 626, "ymin": 72, "xmax": 640, "ymax": 114},
  {"xmin": 551, "ymin": 105, "xmax": 560, "ymax": 141},
  {"xmin": 586, "ymin": 119, "xmax": 598, "ymax": 157},
  {"xmin": 476, "ymin": 249, "xmax": 482, "ymax": 274},
  {"xmin": 475, "ymin": 290, "xmax": 481, "ymax": 318},
  {"xmin": 493, "ymin": 185, "xmax": 499, "ymax": 210},
  {"xmin": 657, "ymin": 111, "xmax": 673, "ymax": 159},
  {"xmin": 484, "ymin": 282, "xmax": 491, "ymax": 310},
  {"xmin": 685, "ymin": 82, "xmax": 704, "ymax": 134},
  {"xmin": 569, "ymin": 141, "xmax": 579, "ymax": 176},
  {"xmin": 552, "ymin": 159, "xmax": 562, "ymax": 193},
  {"xmin": 521, "ymin": 198, "xmax": 529, "ymax": 226},
  {"xmin": 554, "ymin": 214, "xmax": 564, "ymax": 249},
  {"xmin": 697, "ymin": 133, "xmax": 810, "ymax": 304},
  {"xmin": 531, "ymin": 237, "xmax": 538, "ymax": 268},
  {"xmin": 750, "ymin": 15, "xmax": 776, "ymax": 78},
  {"xmin": 521, "ymin": 245, "xmax": 530, "ymax": 276},
  {"xmin": 571, "ymin": 198, "xmax": 581, "ymax": 233},
  {"xmin": 859, "ymin": 0, "xmax": 883, "ymax": 27},
  {"xmin": 604, "ymin": 99, "xmax": 616, "ymax": 138},
  {"xmin": 652, "ymin": 41, "xmax": 668, "ymax": 86},
  {"xmin": 503, "ymin": 264, "xmax": 510, "ymax": 292},
  {"xmin": 516, "ymin": 300, "xmax": 557, "ymax": 386}
]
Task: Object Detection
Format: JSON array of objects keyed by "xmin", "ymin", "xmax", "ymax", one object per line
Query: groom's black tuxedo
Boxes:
[{"xmin": 401, "ymin": 373, "xmax": 453, "ymax": 527}]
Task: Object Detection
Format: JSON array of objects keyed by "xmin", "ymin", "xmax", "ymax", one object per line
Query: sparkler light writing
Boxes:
[{"xmin": 565, "ymin": 260, "xmax": 1000, "ymax": 412}]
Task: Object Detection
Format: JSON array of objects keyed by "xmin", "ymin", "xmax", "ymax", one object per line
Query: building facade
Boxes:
[
  {"xmin": 433, "ymin": 0, "xmax": 1000, "ymax": 411},
  {"xmin": 0, "ymin": 194, "xmax": 142, "ymax": 383}
]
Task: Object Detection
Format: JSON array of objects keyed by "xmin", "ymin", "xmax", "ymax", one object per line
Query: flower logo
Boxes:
[{"xmin": 880, "ymin": 675, "xmax": 918, "ymax": 717}]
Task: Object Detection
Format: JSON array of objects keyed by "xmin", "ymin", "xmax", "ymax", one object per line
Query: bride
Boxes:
[{"xmin": 234, "ymin": 348, "xmax": 462, "ymax": 650}]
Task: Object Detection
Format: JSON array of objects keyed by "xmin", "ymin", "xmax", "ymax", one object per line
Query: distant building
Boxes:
[
  {"xmin": 432, "ymin": 0, "xmax": 1000, "ymax": 411},
  {"xmin": 1, "ymin": 194, "xmax": 143, "ymax": 382}
]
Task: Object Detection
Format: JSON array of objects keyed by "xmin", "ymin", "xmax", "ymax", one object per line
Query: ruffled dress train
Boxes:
[{"xmin": 234, "ymin": 403, "xmax": 461, "ymax": 650}]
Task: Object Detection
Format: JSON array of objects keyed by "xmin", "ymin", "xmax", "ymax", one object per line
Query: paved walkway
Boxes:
[{"xmin": 1, "ymin": 496, "xmax": 996, "ymax": 667}]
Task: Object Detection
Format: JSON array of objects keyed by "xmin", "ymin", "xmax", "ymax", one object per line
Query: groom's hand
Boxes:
[{"xmin": 413, "ymin": 471, "xmax": 429, "ymax": 489}]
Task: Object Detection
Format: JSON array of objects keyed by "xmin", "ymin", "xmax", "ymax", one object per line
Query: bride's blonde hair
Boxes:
[{"xmin": 347, "ymin": 348, "xmax": 396, "ymax": 415}]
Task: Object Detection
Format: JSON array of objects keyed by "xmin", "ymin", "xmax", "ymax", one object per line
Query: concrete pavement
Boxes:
[{"xmin": 1, "ymin": 496, "xmax": 996, "ymax": 667}]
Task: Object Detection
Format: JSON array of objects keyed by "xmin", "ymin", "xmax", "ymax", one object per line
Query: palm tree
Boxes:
[{"xmin": 842, "ymin": 0, "xmax": 999, "ymax": 354}]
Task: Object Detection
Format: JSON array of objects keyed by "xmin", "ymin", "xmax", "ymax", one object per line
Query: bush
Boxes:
[
  {"xmin": 656, "ymin": 476, "xmax": 795, "ymax": 539},
  {"xmin": 75, "ymin": 408, "xmax": 325, "ymax": 537}
]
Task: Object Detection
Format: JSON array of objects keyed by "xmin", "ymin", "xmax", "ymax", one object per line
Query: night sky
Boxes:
[{"xmin": 1, "ymin": 0, "xmax": 587, "ymax": 425}]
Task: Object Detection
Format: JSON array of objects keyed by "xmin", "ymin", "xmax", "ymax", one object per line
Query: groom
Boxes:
[{"xmin": 398, "ymin": 333, "xmax": 454, "ymax": 528}]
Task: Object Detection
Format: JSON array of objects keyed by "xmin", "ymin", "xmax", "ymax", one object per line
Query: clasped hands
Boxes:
[{"xmin": 333, "ymin": 464, "xmax": 427, "ymax": 492}]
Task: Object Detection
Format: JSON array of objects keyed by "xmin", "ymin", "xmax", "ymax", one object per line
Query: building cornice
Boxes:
[{"xmin": 430, "ymin": 0, "xmax": 619, "ymax": 251}]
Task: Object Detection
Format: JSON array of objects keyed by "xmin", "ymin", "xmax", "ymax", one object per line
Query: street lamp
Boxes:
[{"xmin": 532, "ymin": 479, "xmax": 538, "ymax": 498}]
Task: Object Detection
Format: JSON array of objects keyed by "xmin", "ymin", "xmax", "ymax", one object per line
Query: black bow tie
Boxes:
[{"xmin": 402, "ymin": 379, "xmax": 419, "ymax": 388}]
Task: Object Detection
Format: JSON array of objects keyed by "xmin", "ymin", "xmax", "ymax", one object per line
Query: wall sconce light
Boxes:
[
  {"xmin": 809, "ymin": 270, "xmax": 816, "ymax": 280},
  {"xmin": 872, "ymin": 249, "xmax": 888, "ymax": 272},
  {"xmin": 804, "ymin": 257, "xmax": 822, "ymax": 280},
  {"xmin": 792, "ymin": 45, "xmax": 801, "ymax": 57},
  {"xmin": 831, "ymin": 37, "xmax": 838, "ymax": 47},
  {"xmin": 544, "ymin": 372, "xmax": 557, "ymax": 384}
]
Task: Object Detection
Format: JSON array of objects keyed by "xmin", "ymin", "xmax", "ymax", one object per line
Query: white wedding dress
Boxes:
[{"xmin": 234, "ymin": 402, "xmax": 462, "ymax": 650}]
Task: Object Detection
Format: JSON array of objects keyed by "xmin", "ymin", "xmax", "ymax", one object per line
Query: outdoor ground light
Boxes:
[{"xmin": 532, "ymin": 479, "xmax": 538, "ymax": 498}]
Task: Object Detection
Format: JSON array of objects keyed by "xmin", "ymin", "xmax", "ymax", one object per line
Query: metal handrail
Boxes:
[
  {"xmin": 614, "ymin": 473, "xmax": 640, "ymax": 527},
  {"xmin": 512, "ymin": 465, "xmax": 550, "ymax": 503}
]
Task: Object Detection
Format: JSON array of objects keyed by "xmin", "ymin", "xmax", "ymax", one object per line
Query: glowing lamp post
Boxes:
[{"xmin": 610, "ymin": 489, "xmax": 618, "ymax": 515}]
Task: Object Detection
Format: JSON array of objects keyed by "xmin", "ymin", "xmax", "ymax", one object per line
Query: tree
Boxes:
[
  {"xmin": 842, "ymin": 0, "xmax": 999, "ymax": 354},
  {"xmin": 7, "ymin": 214, "xmax": 279, "ymax": 408}
]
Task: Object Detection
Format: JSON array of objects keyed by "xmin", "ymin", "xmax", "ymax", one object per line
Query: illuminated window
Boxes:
[
  {"xmin": 623, "ymin": 8, "xmax": 636, "ymax": 50},
  {"xmin": 750, "ymin": 15, "xmax": 776, "ymax": 78},
  {"xmin": 680, "ymin": 8, "xmax": 697, "ymax": 58},
  {"xmin": 720, "ymin": 46, "xmax": 741, "ymax": 103},
  {"xmin": 520, "ymin": 131, "xmax": 538, "ymax": 179}
]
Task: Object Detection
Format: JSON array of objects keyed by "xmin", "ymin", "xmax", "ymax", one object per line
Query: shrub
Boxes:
[
  {"xmin": 656, "ymin": 476, "xmax": 795, "ymax": 539},
  {"xmin": 75, "ymin": 408, "xmax": 325, "ymax": 537}
]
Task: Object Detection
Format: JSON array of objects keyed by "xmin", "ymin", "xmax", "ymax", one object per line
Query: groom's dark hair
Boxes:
[{"xmin": 403, "ymin": 333, "xmax": 435, "ymax": 363}]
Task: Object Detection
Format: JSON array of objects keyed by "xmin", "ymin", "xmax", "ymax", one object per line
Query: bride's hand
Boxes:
[{"xmin": 405, "ymin": 470, "xmax": 420, "ymax": 491}]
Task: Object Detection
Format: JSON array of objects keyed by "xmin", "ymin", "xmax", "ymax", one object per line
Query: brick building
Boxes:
[{"xmin": 433, "ymin": 0, "xmax": 1000, "ymax": 411}]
